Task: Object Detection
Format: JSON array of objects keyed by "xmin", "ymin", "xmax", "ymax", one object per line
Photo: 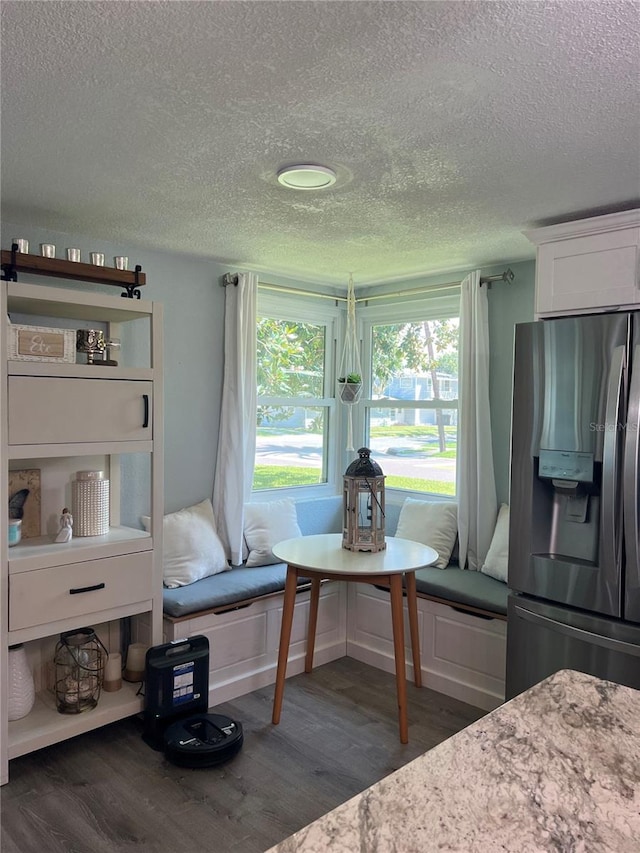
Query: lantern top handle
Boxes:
[{"xmin": 344, "ymin": 447, "xmax": 384, "ymax": 478}]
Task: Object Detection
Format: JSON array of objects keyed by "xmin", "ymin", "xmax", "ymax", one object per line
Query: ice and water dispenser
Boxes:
[{"xmin": 534, "ymin": 448, "xmax": 599, "ymax": 565}]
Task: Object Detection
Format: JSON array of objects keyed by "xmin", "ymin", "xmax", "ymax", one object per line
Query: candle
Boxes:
[
  {"xmin": 103, "ymin": 652, "xmax": 122, "ymax": 692},
  {"xmin": 123, "ymin": 643, "xmax": 147, "ymax": 682}
]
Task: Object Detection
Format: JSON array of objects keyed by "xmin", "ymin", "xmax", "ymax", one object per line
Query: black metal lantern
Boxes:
[
  {"xmin": 54, "ymin": 627, "xmax": 107, "ymax": 714},
  {"xmin": 343, "ymin": 447, "xmax": 386, "ymax": 552}
]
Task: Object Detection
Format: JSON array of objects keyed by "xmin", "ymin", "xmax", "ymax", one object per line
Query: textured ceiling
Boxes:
[{"xmin": 1, "ymin": 1, "xmax": 639, "ymax": 286}]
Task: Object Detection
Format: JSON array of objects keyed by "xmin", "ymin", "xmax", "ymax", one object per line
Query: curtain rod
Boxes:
[
  {"xmin": 358, "ymin": 268, "xmax": 515, "ymax": 304},
  {"xmin": 221, "ymin": 268, "xmax": 514, "ymax": 303}
]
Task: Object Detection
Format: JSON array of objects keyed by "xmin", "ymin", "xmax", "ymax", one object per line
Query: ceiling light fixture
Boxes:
[{"xmin": 277, "ymin": 164, "xmax": 337, "ymax": 190}]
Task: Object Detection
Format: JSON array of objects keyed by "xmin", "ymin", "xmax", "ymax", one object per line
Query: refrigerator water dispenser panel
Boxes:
[{"xmin": 539, "ymin": 449, "xmax": 595, "ymax": 483}]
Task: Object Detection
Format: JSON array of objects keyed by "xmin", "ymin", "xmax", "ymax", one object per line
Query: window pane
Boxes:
[
  {"xmin": 369, "ymin": 317, "xmax": 459, "ymax": 496},
  {"xmin": 372, "ymin": 319, "xmax": 459, "ymax": 400},
  {"xmin": 257, "ymin": 318, "xmax": 325, "ymax": 398},
  {"xmin": 254, "ymin": 406, "xmax": 327, "ymax": 490},
  {"xmin": 368, "ymin": 408, "xmax": 457, "ymax": 495}
]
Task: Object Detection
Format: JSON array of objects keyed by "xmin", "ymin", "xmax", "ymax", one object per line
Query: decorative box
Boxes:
[{"xmin": 8, "ymin": 324, "xmax": 76, "ymax": 363}]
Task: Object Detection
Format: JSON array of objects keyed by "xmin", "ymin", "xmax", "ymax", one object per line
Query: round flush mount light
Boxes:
[{"xmin": 276, "ymin": 164, "xmax": 337, "ymax": 190}]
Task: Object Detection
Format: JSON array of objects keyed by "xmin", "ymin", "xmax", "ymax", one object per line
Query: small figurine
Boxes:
[{"xmin": 55, "ymin": 508, "xmax": 73, "ymax": 543}]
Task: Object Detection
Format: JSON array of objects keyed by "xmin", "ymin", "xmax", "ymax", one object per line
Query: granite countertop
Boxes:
[{"xmin": 265, "ymin": 670, "xmax": 640, "ymax": 853}]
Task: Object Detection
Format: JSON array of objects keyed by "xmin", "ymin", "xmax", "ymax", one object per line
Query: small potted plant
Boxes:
[{"xmin": 337, "ymin": 373, "xmax": 362, "ymax": 403}]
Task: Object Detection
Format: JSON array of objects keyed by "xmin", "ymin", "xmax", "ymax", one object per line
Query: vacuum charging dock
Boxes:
[{"xmin": 143, "ymin": 636, "xmax": 243, "ymax": 768}]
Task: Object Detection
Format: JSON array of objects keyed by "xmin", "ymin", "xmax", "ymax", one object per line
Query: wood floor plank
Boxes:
[{"xmin": 1, "ymin": 658, "xmax": 485, "ymax": 853}]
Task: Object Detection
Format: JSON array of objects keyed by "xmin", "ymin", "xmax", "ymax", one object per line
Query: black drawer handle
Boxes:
[
  {"xmin": 142, "ymin": 394, "xmax": 149, "ymax": 428},
  {"xmin": 69, "ymin": 583, "xmax": 105, "ymax": 595}
]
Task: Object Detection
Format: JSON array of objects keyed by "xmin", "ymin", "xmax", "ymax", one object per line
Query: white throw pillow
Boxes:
[
  {"xmin": 142, "ymin": 498, "xmax": 228, "ymax": 588},
  {"xmin": 481, "ymin": 503, "xmax": 510, "ymax": 583},
  {"xmin": 395, "ymin": 499, "xmax": 458, "ymax": 569},
  {"xmin": 244, "ymin": 498, "xmax": 302, "ymax": 567}
]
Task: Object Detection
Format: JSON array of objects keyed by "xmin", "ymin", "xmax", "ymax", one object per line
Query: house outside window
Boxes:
[{"xmin": 253, "ymin": 291, "xmax": 339, "ymax": 495}]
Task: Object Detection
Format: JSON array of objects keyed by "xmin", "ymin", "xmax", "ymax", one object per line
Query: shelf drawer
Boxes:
[
  {"xmin": 9, "ymin": 552, "xmax": 153, "ymax": 631},
  {"xmin": 8, "ymin": 377, "xmax": 153, "ymax": 445}
]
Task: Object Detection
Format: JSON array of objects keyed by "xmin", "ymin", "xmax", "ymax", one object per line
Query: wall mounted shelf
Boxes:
[{"xmin": 1, "ymin": 249, "xmax": 146, "ymax": 298}]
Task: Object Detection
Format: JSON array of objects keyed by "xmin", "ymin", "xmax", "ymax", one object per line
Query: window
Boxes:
[
  {"xmin": 362, "ymin": 296, "xmax": 459, "ymax": 497},
  {"xmin": 254, "ymin": 293, "xmax": 338, "ymax": 493}
]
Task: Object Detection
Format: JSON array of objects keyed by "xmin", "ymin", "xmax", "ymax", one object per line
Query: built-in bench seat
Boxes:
[
  {"xmin": 160, "ymin": 495, "xmax": 508, "ymax": 711},
  {"xmin": 163, "ymin": 496, "xmax": 507, "ymax": 620}
]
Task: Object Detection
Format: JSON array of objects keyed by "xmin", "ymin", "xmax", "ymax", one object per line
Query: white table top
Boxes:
[{"xmin": 272, "ymin": 533, "xmax": 438, "ymax": 576}]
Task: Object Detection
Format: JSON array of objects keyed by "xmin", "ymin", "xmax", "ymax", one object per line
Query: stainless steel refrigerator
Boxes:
[{"xmin": 506, "ymin": 311, "xmax": 640, "ymax": 699}]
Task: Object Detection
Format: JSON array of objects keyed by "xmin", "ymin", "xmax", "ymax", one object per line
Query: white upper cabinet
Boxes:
[
  {"xmin": 524, "ymin": 210, "xmax": 640, "ymax": 318},
  {"xmin": 8, "ymin": 377, "xmax": 153, "ymax": 447}
]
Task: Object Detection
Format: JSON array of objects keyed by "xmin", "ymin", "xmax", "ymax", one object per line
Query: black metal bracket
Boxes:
[
  {"xmin": 221, "ymin": 272, "xmax": 239, "ymax": 287},
  {"xmin": 121, "ymin": 265, "xmax": 143, "ymax": 299},
  {"xmin": 1, "ymin": 242, "xmax": 19, "ymax": 282}
]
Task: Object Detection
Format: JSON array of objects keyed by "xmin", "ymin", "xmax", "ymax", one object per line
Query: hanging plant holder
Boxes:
[
  {"xmin": 338, "ymin": 378, "xmax": 362, "ymax": 404},
  {"xmin": 337, "ymin": 276, "xmax": 363, "ymax": 451}
]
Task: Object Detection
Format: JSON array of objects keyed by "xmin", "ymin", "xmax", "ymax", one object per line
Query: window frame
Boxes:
[
  {"xmin": 254, "ymin": 290, "xmax": 341, "ymax": 501},
  {"xmin": 358, "ymin": 290, "xmax": 460, "ymax": 501}
]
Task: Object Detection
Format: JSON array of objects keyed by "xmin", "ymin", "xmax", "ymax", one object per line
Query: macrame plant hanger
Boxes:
[{"xmin": 337, "ymin": 274, "xmax": 363, "ymax": 451}]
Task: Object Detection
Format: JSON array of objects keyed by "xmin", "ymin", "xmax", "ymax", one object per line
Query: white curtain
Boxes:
[
  {"xmin": 212, "ymin": 272, "xmax": 258, "ymax": 565},
  {"xmin": 456, "ymin": 270, "xmax": 497, "ymax": 570}
]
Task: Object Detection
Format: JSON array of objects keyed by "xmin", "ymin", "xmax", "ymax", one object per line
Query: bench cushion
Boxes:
[
  {"xmin": 163, "ymin": 561, "xmax": 308, "ymax": 617},
  {"xmin": 413, "ymin": 567, "xmax": 508, "ymax": 616}
]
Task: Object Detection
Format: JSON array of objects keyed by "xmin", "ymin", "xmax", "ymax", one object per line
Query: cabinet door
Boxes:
[
  {"xmin": 8, "ymin": 377, "xmax": 153, "ymax": 445},
  {"xmin": 535, "ymin": 226, "xmax": 640, "ymax": 316}
]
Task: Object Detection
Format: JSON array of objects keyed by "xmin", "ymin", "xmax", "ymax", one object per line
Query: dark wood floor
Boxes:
[{"xmin": 1, "ymin": 658, "xmax": 484, "ymax": 853}]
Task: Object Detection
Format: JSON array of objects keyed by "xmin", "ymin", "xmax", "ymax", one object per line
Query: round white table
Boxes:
[{"xmin": 271, "ymin": 533, "xmax": 439, "ymax": 744}]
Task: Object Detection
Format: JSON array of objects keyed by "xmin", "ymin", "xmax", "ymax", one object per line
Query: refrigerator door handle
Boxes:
[
  {"xmin": 601, "ymin": 344, "xmax": 625, "ymax": 584},
  {"xmin": 623, "ymin": 343, "xmax": 640, "ymax": 588},
  {"xmin": 513, "ymin": 604, "xmax": 640, "ymax": 657}
]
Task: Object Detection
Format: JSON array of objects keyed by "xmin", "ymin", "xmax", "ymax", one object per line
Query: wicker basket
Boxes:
[{"xmin": 72, "ymin": 471, "xmax": 109, "ymax": 536}]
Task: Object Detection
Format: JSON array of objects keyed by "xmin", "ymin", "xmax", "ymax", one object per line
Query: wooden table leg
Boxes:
[
  {"xmin": 305, "ymin": 576, "xmax": 322, "ymax": 673},
  {"xmin": 405, "ymin": 571, "xmax": 422, "ymax": 688},
  {"xmin": 272, "ymin": 566, "xmax": 299, "ymax": 725},
  {"xmin": 389, "ymin": 573, "xmax": 409, "ymax": 744}
]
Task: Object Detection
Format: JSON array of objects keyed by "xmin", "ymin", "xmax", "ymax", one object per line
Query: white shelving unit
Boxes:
[{"xmin": 0, "ymin": 270, "xmax": 163, "ymax": 785}]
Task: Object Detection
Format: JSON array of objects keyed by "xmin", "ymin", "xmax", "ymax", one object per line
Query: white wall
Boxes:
[{"xmin": 486, "ymin": 260, "xmax": 536, "ymax": 504}]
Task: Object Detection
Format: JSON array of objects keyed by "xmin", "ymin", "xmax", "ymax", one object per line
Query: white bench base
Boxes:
[
  {"xmin": 163, "ymin": 581, "xmax": 347, "ymax": 706},
  {"xmin": 347, "ymin": 584, "xmax": 506, "ymax": 711},
  {"xmin": 161, "ymin": 579, "xmax": 506, "ymax": 712}
]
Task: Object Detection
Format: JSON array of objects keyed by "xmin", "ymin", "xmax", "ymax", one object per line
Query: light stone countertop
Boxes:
[{"xmin": 265, "ymin": 669, "xmax": 640, "ymax": 853}]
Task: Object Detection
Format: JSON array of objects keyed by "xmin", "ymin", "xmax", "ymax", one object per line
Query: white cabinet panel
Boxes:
[
  {"xmin": 8, "ymin": 377, "xmax": 153, "ymax": 444},
  {"xmin": 525, "ymin": 210, "xmax": 640, "ymax": 318},
  {"xmin": 346, "ymin": 584, "xmax": 506, "ymax": 711},
  {"xmin": 163, "ymin": 583, "xmax": 348, "ymax": 706}
]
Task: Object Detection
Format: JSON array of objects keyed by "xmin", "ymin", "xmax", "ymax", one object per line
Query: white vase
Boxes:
[{"xmin": 8, "ymin": 644, "xmax": 36, "ymax": 721}]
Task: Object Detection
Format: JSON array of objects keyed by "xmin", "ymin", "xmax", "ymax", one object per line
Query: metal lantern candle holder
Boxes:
[
  {"xmin": 76, "ymin": 328, "xmax": 106, "ymax": 364},
  {"xmin": 54, "ymin": 627, "xmax": 107, "ymax": 714},
  {"xmin": 343, "ymin": 447, "xmax": 386, "ymax": 552}
]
